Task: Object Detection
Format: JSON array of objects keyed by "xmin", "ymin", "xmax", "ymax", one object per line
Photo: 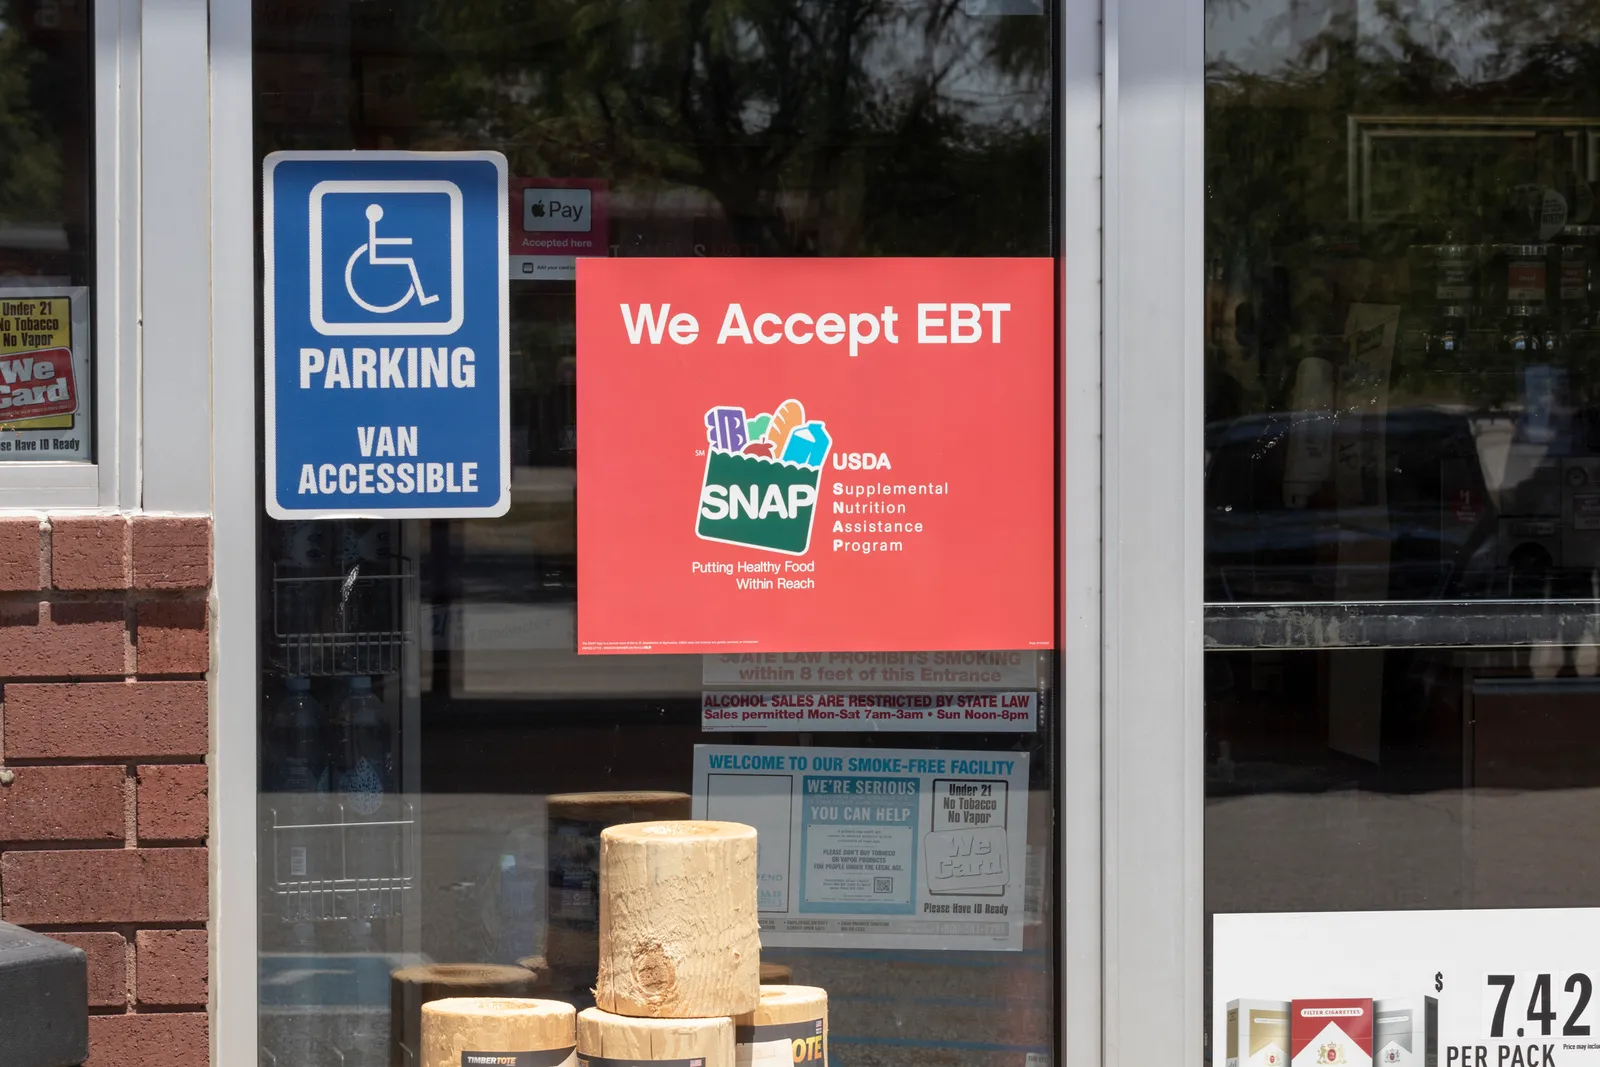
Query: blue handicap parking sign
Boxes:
[{"xmin": 264, "ymin": 151, "xmax": 509, "ymax": 518}]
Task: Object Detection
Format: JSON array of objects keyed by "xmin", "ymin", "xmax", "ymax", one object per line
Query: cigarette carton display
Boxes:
[
  {"xmin": 1227, "ymin": 999, "xmax": 1290, "ymax": 1067},
  {"xmin": 1291, "ymin": 998, "xmax": 1373, "ymax": 1067},
  {"xmin": 1374, "ymin": 997, "xmax": 1437, "ymax": 1066}
]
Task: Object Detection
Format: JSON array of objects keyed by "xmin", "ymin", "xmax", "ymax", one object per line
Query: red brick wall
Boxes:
[{"xmin": 0, "ymin": 515, "xmax": 211, "ymax": 1067}]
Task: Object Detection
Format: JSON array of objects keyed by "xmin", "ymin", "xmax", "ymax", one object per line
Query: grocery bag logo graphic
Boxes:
[{"xmin": 697, "ymin": 398, "xmax": 830, "ymax": 555}]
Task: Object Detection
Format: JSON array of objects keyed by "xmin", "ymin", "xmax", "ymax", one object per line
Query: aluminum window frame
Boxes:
[
  {"xmin": 211, "ymin": 0, "xmax": 258, "ymax": 1062},
  {"xmin": 0, "ymin": 0, "xmax": 214, "ymax": 513},
  {"xmin": 208, "ymin": 1, "xmax": 1102, "ymax": 1063},
  {"xmin": 141, "ymin": 0, "xmax": 213, "ymax": 514},
  {"xmin": 1061, "ymin": 0, "xmax": 1106, "ymax": 1060},
  {"xmin": 1100, "ymin": 0, "xmax": 1206, "ymax": 1061},
  {"xmin": 0, "ymin": 0, "xmax": 140, "ymax": 508}
]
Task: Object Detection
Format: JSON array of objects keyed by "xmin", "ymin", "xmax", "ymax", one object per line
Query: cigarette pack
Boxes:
[
  {"xmin": 1227, "ymin": 999, "xmax": 1290, "ymax": 1067},
  {"xmin": 1291, "ymin": 998, "xmax": 1373, "ymax": 1067},
  {"xmin": 1374, "ymin": 996, "xmax": 1437, "ymax": 1066}
]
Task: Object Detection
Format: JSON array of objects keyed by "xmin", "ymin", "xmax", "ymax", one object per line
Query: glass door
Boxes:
[
  {"xmin": 250, "ymin": 3, "xmax": 1063, "ymax": 1066},
  {"xmin": 1205, "ymin": 2, "xmax": 1600, "ymax": 1063}
]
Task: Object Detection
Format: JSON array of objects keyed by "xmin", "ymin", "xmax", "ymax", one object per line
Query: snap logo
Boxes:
[{"xmin": 697, "ymin": 398, "xmax": 831, "ymax": 556}]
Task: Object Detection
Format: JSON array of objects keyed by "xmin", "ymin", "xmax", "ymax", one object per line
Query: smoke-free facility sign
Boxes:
[
  {"xmin": 577, "ymin": 257, "xmax": 1055, "ymax": 654},
  {"xmin": 263, "ymin": 151, "xmax": 510, "ymax": 518}
]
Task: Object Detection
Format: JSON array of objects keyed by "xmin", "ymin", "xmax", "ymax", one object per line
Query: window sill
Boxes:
[{"xmin": 0, "ymin": 462, "xmax": 102, "ymax": 509}]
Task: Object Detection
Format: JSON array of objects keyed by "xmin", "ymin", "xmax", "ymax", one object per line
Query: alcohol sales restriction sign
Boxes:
[{"xmin": 263, "ymin": 151, "xmax": 510, "ymax": 518}]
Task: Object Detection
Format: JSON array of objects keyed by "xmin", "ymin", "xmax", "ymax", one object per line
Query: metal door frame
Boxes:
[
  {"xmin": 1099, "ymin": 0, "xmax": 1207, "ymax": 1061},
  {"xmin": 204, "ymin": 0, "xmax": 1150, "ymax": 1062},
  {"xmin": 210, "ymin": 1, "xmax": 258, "ymax": 1063}
]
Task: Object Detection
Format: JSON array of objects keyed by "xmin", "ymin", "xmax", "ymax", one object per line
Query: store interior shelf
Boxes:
[
  {"xmin": 267, "ymin": 802, "xmax": 415, "ymax": 923},
  {"xmin": 1205, "ymin": 599, "xmax": 1600, "ymax": 649},
  {"xmin": 273, "ymin": 560, "xmax": 415, "ymax": 677}
]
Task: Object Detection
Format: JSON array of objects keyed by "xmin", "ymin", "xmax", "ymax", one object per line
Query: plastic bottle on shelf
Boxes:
[
  {"xmin": 333, "ymin": 677, "xmax": 394, "ymax": 810},
  {"xmin": 1501, "ymin": 242, "xmax": 1556, "ymax": 357},
  {"xmin": 1426, "ymin": 232, "xmax": 1475, "ymax": 358},
  {"xmin": 334, "ymin": 522, "xmax": 368, "ymax": 673},
  {"xmin": 277, "ymin": 523, "xmax": 330, "ymax": 674},
  {"xmin": 357, "ymin": 521, "xmax": 395, "ymax": 567},
  {"xmin": 268, "ymin": 678, "xmax": 331, "ymax": 898},
  {"xmin": 1281, "ymin": 354, "xmax": 1334, "ymax": 508},
  {"xmin": 358, "ymin": 523, "xmax": 398, "ymax": 677},
  {"xmin": 492, "ymin": 828, "xmax": 543, "ymax": 963},
  {"xmin": 270, "ymin": 677, "xmax": 329, "ymax": 794},
  {"xmin": 332, "ymin": 677, "xmax": 398, "ymax": 920}
]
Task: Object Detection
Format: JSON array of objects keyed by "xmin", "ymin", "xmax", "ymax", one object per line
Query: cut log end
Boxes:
[
  {"xmin": 548, "ymin": 790, "xmax": 693, "ymax": 813},
  {"xmin": 606, "ymin": 819, "xmax": 756, "ymax": 843},
  {"xmin": 391, "ymin": 963, "xmax": 541, "ymax": 1067},
  {"xmin": 424, "ymin": 996, "xmax": 573, "ymax": 1021},
  {"xmin": 393, "ymin": 963, "xmax": 538, "ymax": 989}
]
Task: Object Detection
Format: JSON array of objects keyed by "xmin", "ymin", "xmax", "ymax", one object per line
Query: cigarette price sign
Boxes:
[
  {"xmin": 1215, "ymin": 909, "xmax": 1600, "ymax": 1067},
  {"xmin": 576, "ymin": 257, "xmax": 1056, "ymax": 654},
  {"xmin": 1482, "ymin": 973, "xmax": 1595, "ymax": 1045}
]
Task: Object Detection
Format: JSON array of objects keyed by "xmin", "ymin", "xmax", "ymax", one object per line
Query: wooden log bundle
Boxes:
[
  {"xmin": 758, "ymin": 962, "xmax": 792, "ymax": 985},
  {"xmin": 595, "ymin": 820, "xmax": 759, "ymax": 1018},
  {"xmin": 390, "ymin": 963, "xmax": 540, "ymax": 1067},
  {"xmin": 734, "ymin": 986, "xmax": 828, "ymax": 1067},
  {"xmin": 515, "ymin": 956, "xmax": 554, "ymax": 991},
  {"xmin": 547, "ymin": 792, "xmax": 692, "ymax": 981},
  {"xmin": 421, "ymin": 997, "xmax": 576, "ymax": 1067},
  {"xmin": 577, "ymin": 1007, "xmax": 733, "ymax": 1067}
]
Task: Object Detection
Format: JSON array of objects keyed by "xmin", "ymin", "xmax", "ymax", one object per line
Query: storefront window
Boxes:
[
  {"xmin": 1207, "ymin": 2, "xmax": 1600, "ymax": 1061},
  {"xmin": 253, "ymin": 3, "xmax": 1058, "ymax": 1066},
  {"xmin": 0, "ymin": 0, "xmax": 94, "ymax": 462}
]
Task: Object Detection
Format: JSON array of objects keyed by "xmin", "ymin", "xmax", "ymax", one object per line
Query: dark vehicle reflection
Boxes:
[
  {"xmin": 1206, "ymin": 405, "xmax": 1496, "ymax": 601},
  {"xmin": 1208, "ymin": 402, "xmax": 1600, "ymax": 601}
]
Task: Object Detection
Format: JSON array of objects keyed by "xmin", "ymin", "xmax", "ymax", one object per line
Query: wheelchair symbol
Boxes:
[
  {"xmin": 346, "ymin": 204, "xmax": 441, "ymax": 314},
  {"xmin": 308, "ymin": 179, "xmax": 464, "ymax": 336}
]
